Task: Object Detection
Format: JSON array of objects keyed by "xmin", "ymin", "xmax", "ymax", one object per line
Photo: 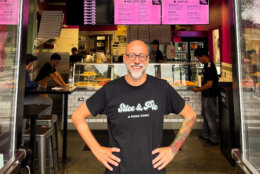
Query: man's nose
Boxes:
[{"xmin": 134, "ymin": 56, "xmax": 141, "ymax": 63}]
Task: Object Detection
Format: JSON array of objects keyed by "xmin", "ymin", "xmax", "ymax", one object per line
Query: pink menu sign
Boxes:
[
  {"xmin": 162, "ymin": 0, "xmax": 209, "ymax": 25},
  {"xmin": 0, "ymin": 0, "xmax": 19, "ymax": 25},
  {"xmin": 114, "ymin": 0, "xmax": 161, "ymax": 25}
]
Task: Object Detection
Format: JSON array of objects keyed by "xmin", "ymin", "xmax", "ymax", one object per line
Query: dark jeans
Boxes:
[{"xmin": 201, "ymin": 97, "xmax": 218, "ymax": 143}]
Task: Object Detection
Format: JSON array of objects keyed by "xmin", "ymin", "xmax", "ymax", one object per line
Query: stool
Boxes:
[
  {"xmin": 36, "ymin": 114, "xmax": 60, "ymax": 170},
  {"xmin": 23, "ymin": 127, "xmax": 56, "ymax": 174}
]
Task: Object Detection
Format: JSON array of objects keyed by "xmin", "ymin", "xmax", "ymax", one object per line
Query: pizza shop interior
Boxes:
[{"xmin": 0, "ymin": 0, "xmax": 260, "ymax": 173}]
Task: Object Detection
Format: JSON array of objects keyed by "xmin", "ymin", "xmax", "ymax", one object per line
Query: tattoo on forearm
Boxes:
[{"xmin": 170, "ymin": 116, "xmax": 196, "ymax": 155}]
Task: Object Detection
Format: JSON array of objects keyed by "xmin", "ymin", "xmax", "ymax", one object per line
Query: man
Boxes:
[
  {"xmin": 35, "ymin": 53, "xmax": 67, "ymax": 87},
  {"xmin": 70, "ymin": 47, "xmax": 82, "ymax": 69},
  {"xmin": 151, "ymin": 40, "xmax": 163, "ymax": 63},
  {"xmin": 192, "ymin": 48, "xmax": 219, "ymax": 146},
  {"xmin": 72, "ymin": 40, "xmax": 196, "ymax": 174},
  {"xmin": 24, "ymin": 54, "xmax": 52, "ymax": 115}
]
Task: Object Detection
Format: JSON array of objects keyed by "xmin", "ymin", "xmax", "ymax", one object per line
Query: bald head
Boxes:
[{"xmin": 126, "ymin": 40, "xmax": 149, "ymax": 55}]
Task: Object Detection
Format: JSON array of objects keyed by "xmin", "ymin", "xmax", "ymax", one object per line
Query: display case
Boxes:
[{"xmin": 73, "ymin": 63, "xmax": 199, "ymax": 90}]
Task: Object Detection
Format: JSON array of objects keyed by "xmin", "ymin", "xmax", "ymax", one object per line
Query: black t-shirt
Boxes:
[
  {"xmin": 155, "ymin": 50, "xmax": 163, "ymax": 62},
  {"xmin": 201, "ymin": 60, "xmax": 219, "ymax": 98},
  {"xmin": 70, "ymin": 54, "xmax": 82, "ymax": 65},
  {"xmin": 86, "ymin": 75, "xmax": 185, "ymax": 174},
  {"xmin": 34, "ymin": 62, "xmax": 56, "ymax": 82}
]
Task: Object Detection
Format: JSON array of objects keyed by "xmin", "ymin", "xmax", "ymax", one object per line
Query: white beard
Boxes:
[{"xmin": 125, "ymin": 62, "xmax": 147, "ymax": 80}]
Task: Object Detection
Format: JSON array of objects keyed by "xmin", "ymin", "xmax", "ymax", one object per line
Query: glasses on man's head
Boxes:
[{"xmin": 125, "ymin": 53, "xmax": 148, "ymax": 61}]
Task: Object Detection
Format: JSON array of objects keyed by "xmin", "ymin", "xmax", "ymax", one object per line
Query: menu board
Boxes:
[
  {"xmin": 162, "ymin": 0, "xmax": 209, "ymax": 25},
  {"xmin": 66, "ymin": 0, "xmax": 114, "ymax": 25},
  {"xmin": 83, "ymin": 0, "xmax": 96, "ymax": 25},
  {"xmin": 114, "ymin": 0, "xmax": 161, "ymax": 25},
  {"xmin": 0, "ymin": 0, "xmax": 19, "ymax": 25}
]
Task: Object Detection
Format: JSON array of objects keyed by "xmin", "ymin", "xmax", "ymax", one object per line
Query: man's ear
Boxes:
[{"xmin": 123, "ymin": 54, "xmax": 127, "ymax": 64}]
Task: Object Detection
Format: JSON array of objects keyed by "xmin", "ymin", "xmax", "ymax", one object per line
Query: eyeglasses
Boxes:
[{"xmin": 125, "ymin": 53, "xmax": 148, "ymax": 61}]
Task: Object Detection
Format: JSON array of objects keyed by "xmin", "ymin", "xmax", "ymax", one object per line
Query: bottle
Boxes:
[{"xmin": 68, "ymin": 71, "xmax": 73, "ymax": 88}]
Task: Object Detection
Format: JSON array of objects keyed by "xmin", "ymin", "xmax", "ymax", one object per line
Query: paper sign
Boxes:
[
  {"xmin": 0, "ymin": 0, "xmax": 19, "ymax": 25},
  {"xmin": 117, "ymin": 25, "xmax": 127, "ymax": 36},
  {"xmin": 114, "ymin": 0, "xmax": 161, "ymax": 25},
  {"xmin": 162, "ymin": 0, "xmax": 209, "ymax": 24},
  {"xmin": 253, "ymin": 0, "xmax": 260, "ymax": 24}
]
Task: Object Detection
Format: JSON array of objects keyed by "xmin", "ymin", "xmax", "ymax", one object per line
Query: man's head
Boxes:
[
  {"xmin": 81, "ymin": 51, "xmax": 87, "ymax": 58},
  {"xmin": 151, "ymin": 40, "xmax": 159, "ymax": 51},
  {"xmin": 71, "ymin": 47, "xmax": 78, "ymax": 55},
  {"xmin": 26, "ymin": 54, "xmax": 38, "ymax": 70},
  {"xmin": 123, "ymin": 40, "xmax": 149, "ymax": 80},
  {"xmin": 50, "ymin": 53, "xmax": 61, "ymax": 67},
  {"xmin": 90, "ymin": 48, "xmax": 96, "ymax": 56},
  {"xmin": 194, "ymin": 48, "xmax": 209, "ymax": 64}
]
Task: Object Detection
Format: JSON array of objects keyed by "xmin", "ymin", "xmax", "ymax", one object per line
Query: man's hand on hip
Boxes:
[
  {"xmin": 152, "ymin": 147, "xmax": 174, "ymax": 170},
  {"xmin": 93, "ymin": 146, "xmax": 121, "ymax": 171}
]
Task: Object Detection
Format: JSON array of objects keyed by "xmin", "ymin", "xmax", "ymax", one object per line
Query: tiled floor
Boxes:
[{"xmin": 58, "ymin": 130, "xmax": 236, "ymax": 174}]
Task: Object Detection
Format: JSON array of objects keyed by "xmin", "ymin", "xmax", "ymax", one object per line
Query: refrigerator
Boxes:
[
  {"xmin": 172, "ymin": 31, "xmax": 207, "ymax": 72},
  {"xmin": 0, "ymin": 0, "xmax": 28, "ymax": 173},
  {"xmin": 231, "ymin": 0, "xmax": 260, "ymax": 173}
]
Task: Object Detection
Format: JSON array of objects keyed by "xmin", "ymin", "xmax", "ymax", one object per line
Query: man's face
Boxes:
[
  {"xmin": 72, "ymin": 50, "xmax": 78, "ymax": 55},
  {"xmin": 196, "ymin": 56, "xmax": 206, "ymax": 64},
  {"xmin": 124, "ymin": 41, "xmax": 149, "ymax": 80},
  {"xmin": 151, "ymin": 44, "xmax": 158, "ymax": 51},
  {"xmin": 52, "ymin": 59, "xmax": 60, "ymax": 67},
  {"xmin": 26, "ymin": 62, "xmax": 33, "ymax": 70}
]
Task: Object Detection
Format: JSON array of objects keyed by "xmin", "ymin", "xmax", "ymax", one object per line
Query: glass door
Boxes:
[
  {"xmin": 234, "ymin": 0, "xmax": 260, "ymax": 173},
  {"xmin": 0, "ymin": 0, "xmax": 23, "ymax": 170}
]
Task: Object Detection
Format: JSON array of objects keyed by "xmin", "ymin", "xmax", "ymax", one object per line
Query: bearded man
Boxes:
[{"xmin": 72, "ymin": 40, "xmax": 197, "ymax": 174}]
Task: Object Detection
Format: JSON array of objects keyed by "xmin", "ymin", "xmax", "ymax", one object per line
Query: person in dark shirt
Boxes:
[
  {"xmin": 192, "ymin": 48, "xmax": 219, "ymax": 146},
  {"xmin": 24, "ymin": 54, "xmax": 52, "ymax": 115},
  {"xmin": 151, "ymin": 40, "xmax": 163, "ymax": 63},
  {"xmin": 35, "ymin": 53, "xmax": 67, "ymax": 87},
  {"xmin": 70, "ymin": 47, "xmax": 82, "ymax": 69},
  {"xmin": 72, "ymin": 40, "xmax": 197, "ymax": 174}
]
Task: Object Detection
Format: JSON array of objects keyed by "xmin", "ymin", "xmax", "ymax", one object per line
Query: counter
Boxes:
[{"xmin": 66, "ymin": 62, "xmax": 203, "ymax": 130}]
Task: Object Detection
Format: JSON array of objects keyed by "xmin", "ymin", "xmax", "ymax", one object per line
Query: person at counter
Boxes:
[
  {"xmin": 192, "ymin": 48, "xmax": 219, "ymax": 146},
  {"xmin": 24, "ymin": 54, "xmax": 52, "ymax": 115},
  {"xmin": 151, "ymin": 39, "xmax": 163, "ymax": 63},
  {"xmin": 85, "ymin": 48, "xmax": 96, "ymax": 63},
  {"xmin": 72, "ymin": 40, "xmax": 196, "ymax": 173},
  {"xmin": 70, "ymin": 47, "xmax": 82, "ymax": 69},
  {"xmin": 35, "ymin": 53, "xmax": 67, "ymax": 87}
]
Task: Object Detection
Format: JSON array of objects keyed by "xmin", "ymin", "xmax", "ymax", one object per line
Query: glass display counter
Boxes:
[{"xmin": 72, "ymin": 63, "xmax": 199, "ymax": 90}]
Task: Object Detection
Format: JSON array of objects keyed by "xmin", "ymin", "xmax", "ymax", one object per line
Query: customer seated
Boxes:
[
  {"xmin": 35, "ymin": 53, "xmax": 67, "ymax": 88},
  {"xmin": 24, "ymin": 54, "xmax": 53, "ymax": 115}
]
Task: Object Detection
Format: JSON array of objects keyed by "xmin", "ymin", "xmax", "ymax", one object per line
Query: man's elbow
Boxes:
[
  {"xmin": 71, "ymin": 111, "xmax": 78, "ymax": 125},
  {"xmin": 72, "ymin": 109, "xmax": 83, "ymax": 126},
  {"xmin": 190, "ymin": 109, "xmax": 197, "ymax": 125}
]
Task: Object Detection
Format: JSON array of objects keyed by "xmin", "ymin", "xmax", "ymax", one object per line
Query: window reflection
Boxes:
[{"xmin": 0, "ymin": 26, "xmax": 18, "ymax": 169}]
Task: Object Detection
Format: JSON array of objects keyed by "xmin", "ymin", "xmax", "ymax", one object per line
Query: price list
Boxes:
[
  {"xmin": 0, "ymin": 0, "xmax": 19, "ymax": 25},
  {"xmin": 83, "ymin": 0, "xmax": 96, "ymax": 25},
  {"xmin": 114, "ymin": 0, "xmax": 161, "ymax": 25}
]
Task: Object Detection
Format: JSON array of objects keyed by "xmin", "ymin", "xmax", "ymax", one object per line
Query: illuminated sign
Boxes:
[
  {"xmin": 114, "ymin": 0, "xmax": 161, "ymax": 25},
  {"xmin": 162, "ymin": 0, "xmax": 209, "ymax": 24}
]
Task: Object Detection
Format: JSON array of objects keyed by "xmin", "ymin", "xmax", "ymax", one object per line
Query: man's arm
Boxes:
[
  {"xmin": 152, "ymin": 102, "xmax": 196, "ymax": 170},
  {"xmin": 192, "ymin": 80, "xmax": 213, "ymax": 92},
  {"xmin": 49, "ymin": 73, "xmax": 64, "ymax": 87},
  {"xmin": 54, "ymin": 71, "xmax": 67, "ymax": 86},
  {"xmin": 72, "ymin": 102, "xmax": 121, "ymax": 171}
]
